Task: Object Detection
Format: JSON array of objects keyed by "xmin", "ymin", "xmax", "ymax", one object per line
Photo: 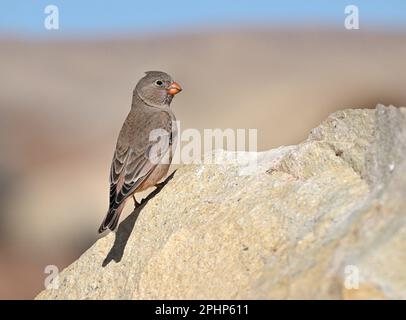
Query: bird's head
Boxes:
[{"xmin": 135, "ymin": 71, "xmax": 182, "ymax": 107}]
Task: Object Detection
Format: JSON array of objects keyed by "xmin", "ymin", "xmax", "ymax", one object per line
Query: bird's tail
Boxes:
[{"xmin": 98, "ymin": 203, "xmax": 125, "ymax": 234}]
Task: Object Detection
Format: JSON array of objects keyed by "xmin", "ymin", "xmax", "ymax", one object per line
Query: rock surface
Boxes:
[{"xmin": 36, "ymin": 105, "xmax": 406, "ymax": 299}]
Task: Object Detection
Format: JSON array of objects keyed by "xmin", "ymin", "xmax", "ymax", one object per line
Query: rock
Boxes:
[{"xmin": 36, "ymin": 105, "xmax": 406, "ymax": 299}]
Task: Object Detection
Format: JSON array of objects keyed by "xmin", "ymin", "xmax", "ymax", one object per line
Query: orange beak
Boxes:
[{"xmin": 167, "ymin": 81, "xmax": 182, "ymax": 95}]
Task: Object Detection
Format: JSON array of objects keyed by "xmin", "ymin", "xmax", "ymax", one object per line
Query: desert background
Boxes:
[{"xmin": 1, "ymin": 1, "xmax": 406, "ymax": 298}]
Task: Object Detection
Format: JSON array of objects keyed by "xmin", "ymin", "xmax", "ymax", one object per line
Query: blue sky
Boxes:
[{"xmin": 1, "ymin": 0, "xmax": 406, "ymax": 37}]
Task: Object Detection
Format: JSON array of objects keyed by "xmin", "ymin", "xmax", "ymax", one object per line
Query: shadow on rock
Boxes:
[{"xmin": 102, "ymin": 170, "xmax": 177, "ymax": 267}]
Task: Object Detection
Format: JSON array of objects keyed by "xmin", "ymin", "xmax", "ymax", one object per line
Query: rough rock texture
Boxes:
[{"xmin": 36, "ymin": 105, "xmax": 406, "ymax": 299}]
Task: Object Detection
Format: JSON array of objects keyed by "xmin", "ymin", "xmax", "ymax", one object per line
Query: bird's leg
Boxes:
[{"xmin": 155, "ymin": 170, "xmax": 177, "ymax": 191}]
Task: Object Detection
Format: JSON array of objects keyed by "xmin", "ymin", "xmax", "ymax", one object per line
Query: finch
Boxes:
[{"xmin": 98, "ymin": 71, "xmax": 182, "ymax": 234}]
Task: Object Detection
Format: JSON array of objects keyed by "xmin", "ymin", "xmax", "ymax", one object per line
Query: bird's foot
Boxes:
[{"xmin": 154, "ymin": 170, "xmax": 177, "ymax": 191}]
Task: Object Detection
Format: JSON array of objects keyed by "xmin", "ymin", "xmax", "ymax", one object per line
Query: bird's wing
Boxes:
[{"xmin": 108, "ymin": 112, "xmax": 173, "ymax": 212}]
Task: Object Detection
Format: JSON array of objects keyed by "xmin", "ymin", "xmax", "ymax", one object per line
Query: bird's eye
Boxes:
[{"xmin": 155, "ymin": 80, "xmax": 163, "ymax": 86}]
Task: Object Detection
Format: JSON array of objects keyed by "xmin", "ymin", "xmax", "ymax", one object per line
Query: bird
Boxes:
[{"xmin": 98, "ymin": 71, "xmax": 182, "ymax": 234}]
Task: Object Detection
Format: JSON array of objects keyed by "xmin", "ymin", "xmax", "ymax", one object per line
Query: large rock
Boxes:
[{"xmin": 36, "ymin": 105, "xmax": 406, "ymax": 299}]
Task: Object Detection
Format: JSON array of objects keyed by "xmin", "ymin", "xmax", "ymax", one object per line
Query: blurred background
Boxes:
[{"xmin": 1, "ymin": 0, "xmax": 406, "ymax": 299}]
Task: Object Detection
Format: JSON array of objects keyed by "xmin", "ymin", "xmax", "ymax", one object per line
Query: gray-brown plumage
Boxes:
[{"xmin": 98, "ymin": 71, "xmax": 182, "ymax": 233}]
